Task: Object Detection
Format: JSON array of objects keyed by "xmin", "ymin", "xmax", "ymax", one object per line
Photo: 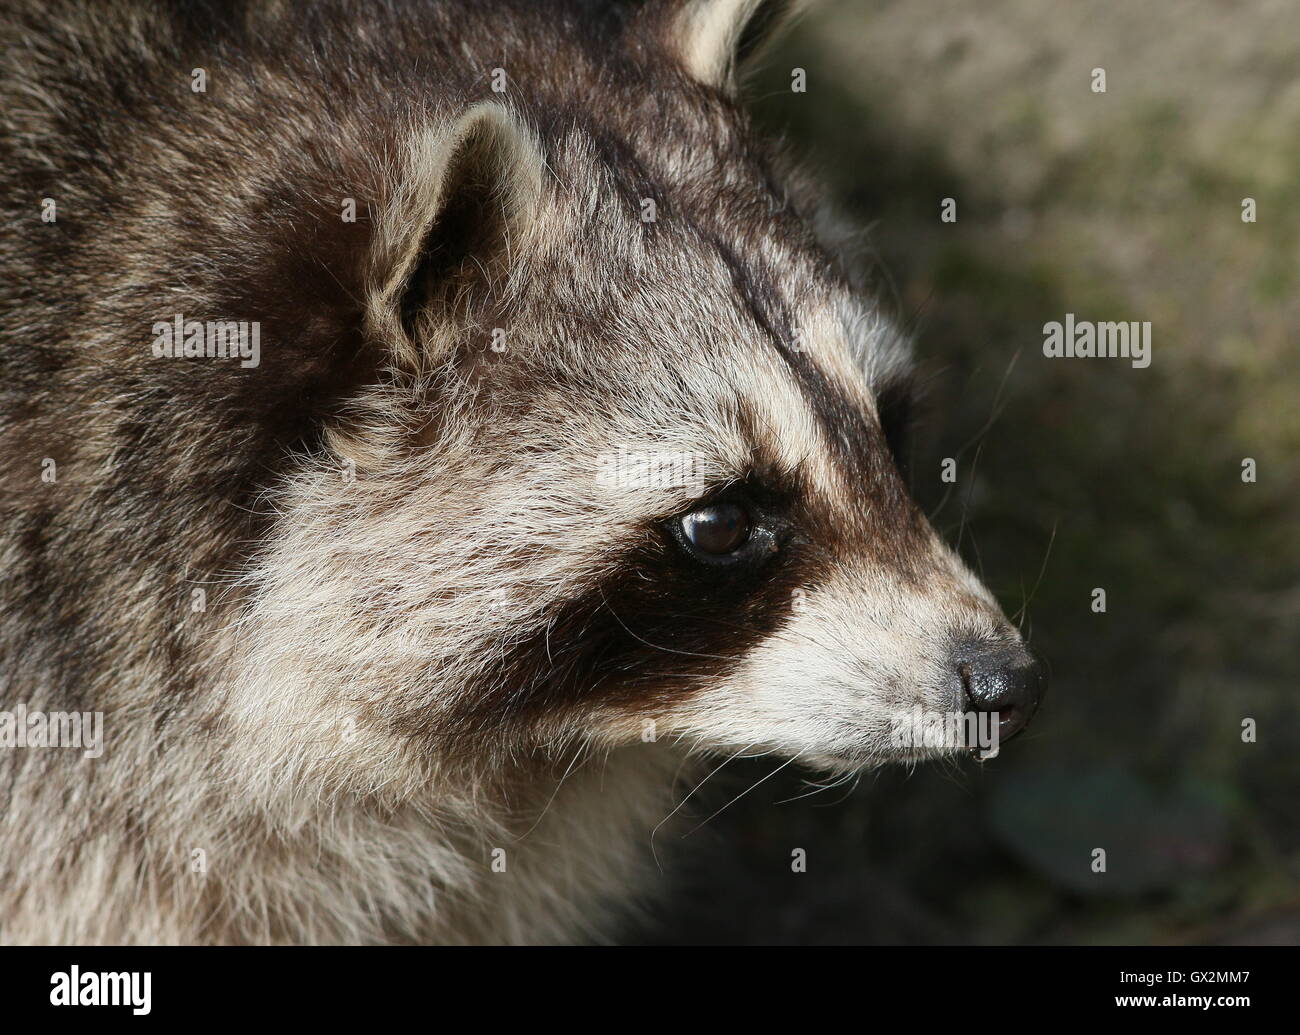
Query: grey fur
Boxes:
[{"xmin": 0, "ymin": 0, "xmax": 1031, "ymax": 943}]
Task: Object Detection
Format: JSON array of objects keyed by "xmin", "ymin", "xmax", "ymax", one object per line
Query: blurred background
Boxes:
[{"xmin": 635, "ymin": 0, "xmax": 1300, "ymax": 945}]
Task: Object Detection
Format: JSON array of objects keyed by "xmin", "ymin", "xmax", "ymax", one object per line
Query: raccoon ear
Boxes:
[
  {"xmin": 369, "ymin": 103, "xmax": 544, "ymax": 367},
  {"xmin": 666, "ymin": 0, "xmax": 804, "ymax": 90}
]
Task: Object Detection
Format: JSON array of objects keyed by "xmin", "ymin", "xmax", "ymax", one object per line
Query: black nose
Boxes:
[{"xmin": 955, "ymin": 641, "xmax": 1046, "ymax": 743}]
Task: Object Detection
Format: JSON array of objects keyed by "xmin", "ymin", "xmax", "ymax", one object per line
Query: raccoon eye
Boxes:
[{"xmin": 679, "ymin": 503, "xmax": 751, "ymax": 556}]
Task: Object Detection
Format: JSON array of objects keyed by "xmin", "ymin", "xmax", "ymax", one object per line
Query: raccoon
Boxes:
[{"xmin": 0, "ymin": 0, "xmax": 1045, "ymax": 944}]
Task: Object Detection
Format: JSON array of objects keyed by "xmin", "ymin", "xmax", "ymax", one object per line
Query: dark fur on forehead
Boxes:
[{"xmin": 702, "ymin": 225, "xmax": 901, "ymax": 491}]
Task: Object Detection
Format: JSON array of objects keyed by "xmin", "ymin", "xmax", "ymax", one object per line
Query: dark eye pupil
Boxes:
[{"xmin": 682, "ymin": 503, "xmax": 750, "ymax": 554}]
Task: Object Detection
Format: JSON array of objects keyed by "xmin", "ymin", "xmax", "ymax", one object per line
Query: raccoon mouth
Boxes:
[
  {"xmin": 805, "ymin": 740, "xmax": 968, "ymax": 773},
  {"xmin": 891, "ymin": 743, "xmax": 970, "ymax": 764}
]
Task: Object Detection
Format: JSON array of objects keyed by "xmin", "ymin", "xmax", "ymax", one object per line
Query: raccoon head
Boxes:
[{"xmin": 229, "ymin": 0, "xmax": 1044, "ymax": 794}]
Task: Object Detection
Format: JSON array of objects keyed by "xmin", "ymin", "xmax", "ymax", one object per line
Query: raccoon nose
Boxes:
[{"xmin": 955, "ymin": 641, "xmax": 1046, "ymax": 742}]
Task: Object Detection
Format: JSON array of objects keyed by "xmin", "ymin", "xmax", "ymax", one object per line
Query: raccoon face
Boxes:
[{"xmin": 226, "ymin": 0, "xmax": 1043, "ymax": 793}]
